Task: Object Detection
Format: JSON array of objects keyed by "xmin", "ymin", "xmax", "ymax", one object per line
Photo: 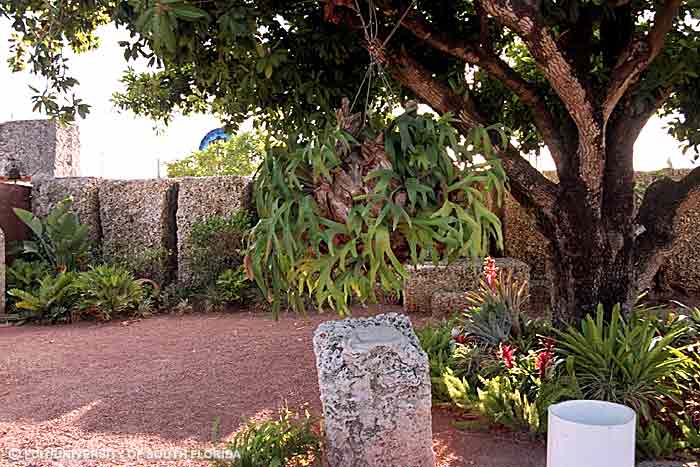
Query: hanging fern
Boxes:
[{"xmin": 246, "ymin": 107, "xmax": 507, "ymax": 316}]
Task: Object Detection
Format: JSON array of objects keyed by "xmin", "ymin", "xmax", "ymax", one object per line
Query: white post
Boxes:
[{"xmin": 547, "ymin": 400, "xmax": 636, "ymax": 467}]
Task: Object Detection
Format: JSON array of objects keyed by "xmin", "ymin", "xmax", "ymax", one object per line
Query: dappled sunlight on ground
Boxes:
[{"xmin": 1, "ymin": 308, "xmax": 545, "ymax": 466}]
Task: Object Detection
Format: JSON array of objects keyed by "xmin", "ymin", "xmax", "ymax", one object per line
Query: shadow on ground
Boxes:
[{"xmin": 0, "ymin": 307, "xmax": 545, "ymax": 466}]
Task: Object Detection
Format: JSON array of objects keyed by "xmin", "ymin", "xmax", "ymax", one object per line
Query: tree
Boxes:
[
  {"xmin": 3, "ymin": 0, "xmax": 700, "ymax": 322},
  {"xmin": 166, "ymin": 131, "xmax": 264, "ymax": 177}
]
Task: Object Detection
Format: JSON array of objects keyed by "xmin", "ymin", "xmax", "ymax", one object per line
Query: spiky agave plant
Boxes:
[{"xmin": 247, "ymin": 101, "xmax": 507, "ymax": 315}]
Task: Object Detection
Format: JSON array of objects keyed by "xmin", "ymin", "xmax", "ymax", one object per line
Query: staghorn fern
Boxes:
[{"xmin": 246, "ymin": 109, "xmax": 507, "ymax": 316}]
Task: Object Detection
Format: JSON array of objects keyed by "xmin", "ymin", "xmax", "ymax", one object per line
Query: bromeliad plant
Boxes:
[
  {"xmin": 464, "ymin": 257, "xmax": 529, "ymax": 342},
  {"xmin": 247, "ymin": 106, "xmax": 507, "ymax": 315},
  {"xmin": 556, "ymin": 305, "xmax": 688, "ymax": 422}
]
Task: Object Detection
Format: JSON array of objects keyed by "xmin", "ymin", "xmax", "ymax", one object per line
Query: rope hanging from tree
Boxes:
[{"xmin": 344, "ymin": 0, "xmax": 418, "ymax": 120}]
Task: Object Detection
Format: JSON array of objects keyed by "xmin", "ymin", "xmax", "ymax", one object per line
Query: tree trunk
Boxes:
[
  {"xmin": 544, "ymin": 141, "xmax": 641, "ymax": 325},
  {"xmin": 547, "ymin": 230, "xmax": 639, "ymax": 324}
]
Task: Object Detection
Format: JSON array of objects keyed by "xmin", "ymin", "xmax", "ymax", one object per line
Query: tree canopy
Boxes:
[
  {"xmin": 166, "ymin": 131, "xmax": 263, "ymax": 177},
  {"xmin": 3, "ymin": 0, "xmax": 700, "ymax": 321},
  {"xmin": 2, "ymin": 0, "xmax": 699, "ymax": 152}
]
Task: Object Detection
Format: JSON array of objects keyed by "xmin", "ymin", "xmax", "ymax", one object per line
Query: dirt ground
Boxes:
[{"xmin": 0, "ymin": 307, "xmax": 546, "ymax": 467}]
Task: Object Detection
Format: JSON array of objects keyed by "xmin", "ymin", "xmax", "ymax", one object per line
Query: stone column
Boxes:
[
  {"xmin": 0, "ymin": 120, "xmax": 80, "ymax": 178},
  {"xmin": 313, "ymin": 313, "xmax": 434, "ymax": 467}
]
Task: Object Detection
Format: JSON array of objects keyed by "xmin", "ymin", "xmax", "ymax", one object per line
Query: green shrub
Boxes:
[
  {"xmin": 159, "ymin": 282, "xmax": 195, "ymax": 310},
  {"xmin": 107, "ymin": 246, "xmax": 171, "ymax": 285},
  {"xmin": 6, "ymin": 259, "xmax": 52, "ymax": 291},
  {"xmin": 166, "ymin": 131, "xmax": 263, "ymax": 178},
  {"xmin": 473, "ymin": 372, "xmax": 570, "ymax": 435},
  {"xmin": 676, "ymin": 415, "xmax": 700, "ymax": 455},
  {"xmin": 556, "ymin": 305, "xmax": 687, "ymax": 421},
  {"xmin": 213, "ymin": 408, "xmax": 322, "ymax": 467},
  {"xmin": 416, "ymin": 320, "xmax": 462, "ymax": 403},
  {"xmin": 216, "ymin": 267, "xmax": 250, "ymax": 304},
  {"xmin": 75, "ymin": 265, "xmax": 145, "ymax": 320},
  {"xmin": 8, "ymin": 272, "xmax": 79, "ymax": 323},
  {"xmin": 190, "ymin": 211, "xmax": 252, "ymax": 289},
  {"xmin": 475, "ymin": 374, "xmax": 541, "ymax": 433},
  {"xmin": 5, "ymin": 259, "xmax": 52, "ymax": 310},
  {"xmin": 637, "ymin": 419, "xmax": 678, "ymax": 460},
  {"xmin": 12, "ymin": 199, "xmax": 91, "ymax": 271}
]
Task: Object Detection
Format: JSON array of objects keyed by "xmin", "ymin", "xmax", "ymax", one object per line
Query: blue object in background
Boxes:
[{"xmin": 199, "ymin": 128, "xmax": 230, "ymax": 150}]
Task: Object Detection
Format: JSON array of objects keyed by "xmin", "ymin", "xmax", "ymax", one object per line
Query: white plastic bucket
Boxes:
[{"xmin": 547, "ymin": 400, "xmax": 636, "ymax": 467}]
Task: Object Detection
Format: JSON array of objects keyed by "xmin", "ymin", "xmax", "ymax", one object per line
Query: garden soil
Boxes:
[{"xmin": 0, "ymin": 307, "xmax": 546, "ymax": 467}]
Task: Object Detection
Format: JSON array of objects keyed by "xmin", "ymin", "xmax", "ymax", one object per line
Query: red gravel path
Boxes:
[{"xmin": 0, "ymin": 308, "xmax": 545, "ymax": 466}]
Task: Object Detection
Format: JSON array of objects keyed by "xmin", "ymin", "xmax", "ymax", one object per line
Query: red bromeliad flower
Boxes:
[
  {"xmin": 499, "ymin": 344, "xmax": 516, "ymax": 369},
  {"xmin": 540, "ymin": 336, "xmax": 556, "ymax": 352},
  {"xmin": 484, "ymin": 256, "xmax": 499, "ymax": 290},
  {"xmin": 535, "ymin": 350, "xmax": 554, "ymax": 378}
]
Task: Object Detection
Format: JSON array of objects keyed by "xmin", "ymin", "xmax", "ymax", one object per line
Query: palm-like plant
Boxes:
[
  {"xmin": 8, "ymin": 272, "xmax": 79, "ymax": 322},
  {"xmin": 556, "ymin": 305, "xmax": 688, "ymax": 421},
  {"xmin": 76, "ymin": 265, "xmax": 144, "ymax": 320}
]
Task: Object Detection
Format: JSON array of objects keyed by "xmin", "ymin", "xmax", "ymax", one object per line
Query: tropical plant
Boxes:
[
  {"xmin": 166, "ymin": 131, "xmax": 264, "ymax": 177},
  {"xmin": 637, "ymin": 420, "xmax": 678, "ymax": 460},
  {"xmin": 416, "ymin": 320, "xmax": 462, "ymax": 403},
  {"xmin": 159, "ymin": 283, "xmax": 195, "ymax": 311},
  {"xmin": 465, "ymin": 257, "xmax": 529, "ymax": 344},
  {"xmin": 8, "ymin": 272, "xmax": 79, "ymax": 323},
  {"xmin": 107, "ymin": 246, "xmax": 172, "ymax": 285},
  {"xmin": 461, "ymin": 304, "xmax": 513, "ymax": 347},
  {"xmin": 216, "ymin": 267, "xmax": 250, "ymax": 304},
  {"xmin": 473, "ymin": 374, "xmax": 567, "ymax": 435},
  {"xmin": 247, "ymin": 111, "xmax": 506, "ymax": 315},
  {"xmin": 75, "ymin": 265, "xmax": 145, "ymax": 320},
  {"xmin": 556, "ymin": 305, "xmax": 688, "ymax": 421},
  {"xmin": 213, "ymin": 408, "xmax": 322, "ymax": 467},
  {"xmin": 10, "ymin": 0, "xmax": 700, "ymax": 323},
  {"xmin": 676, "ymin": 415, "xmax": 700, "ymax": 455},
  {"xmin": 12, "ymin": 199, "xmax": 90, "ymax": 271},
  {"xmin": 5, "ymin": 259, "xmax": 52, "ymax": 294}
]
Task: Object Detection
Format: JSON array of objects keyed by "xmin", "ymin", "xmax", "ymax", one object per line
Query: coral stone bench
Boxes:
[{"xmin": 403, "ymin": 258, "xmax": 530, "ymax": 318}]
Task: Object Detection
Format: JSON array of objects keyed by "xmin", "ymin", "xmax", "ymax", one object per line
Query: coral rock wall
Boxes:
[
  {"xmin": 32, "ymin": 177, "xmax": 103, "ymax": 249},
  {"xmin": 99, "ymin": 179, "xmax": 179, "ymax": 282},
  {"xmin": 27, "ymin": 175, "xmax": 253, "ymax": 285},
  {"xmin": 176, "ymin": 176, "xmax": 251, "ymax": 286},
  {"xmin": 0, "ymin": 120, "xmax": 79, "ymax": 178}
]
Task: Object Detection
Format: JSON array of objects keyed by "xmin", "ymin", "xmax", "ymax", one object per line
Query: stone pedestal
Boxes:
[{"xmin": 313, "ymin": 313, "xmax": 434, "ymax": 467}]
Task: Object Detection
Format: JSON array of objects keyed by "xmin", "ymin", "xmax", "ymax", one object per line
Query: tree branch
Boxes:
[
  {"xmin": 602, "ymin": 85, "xmax": 674, "ymax": 253},
  {"xmin": 386, "ymin": 47, "xmax": 559, "ymax": 222},
  {"xmin": 399, "ymin": 16, "xmax": 567, "ymax": 168},
  {"xmin": 603, "ymin": 0, "xmax": 682, "ymax": 121},
  {"xmin": 634, "ymin": 165, "xmax": 700, "ymax": 288},
  {"xmin": 477, "ymin": 0, "xmax": 604, "ymax": 196}
]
